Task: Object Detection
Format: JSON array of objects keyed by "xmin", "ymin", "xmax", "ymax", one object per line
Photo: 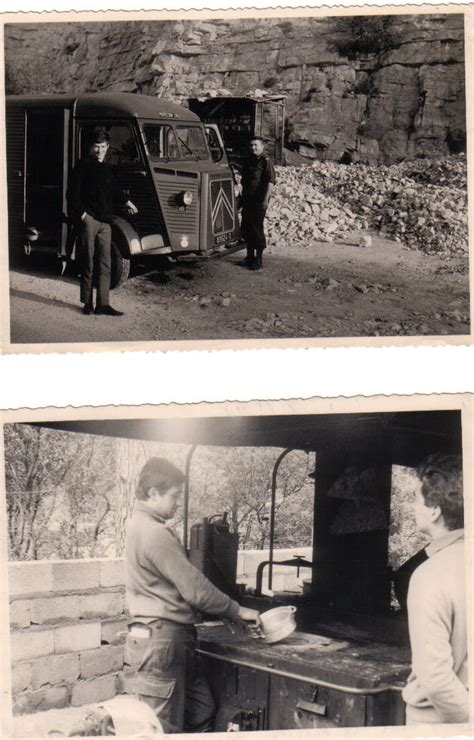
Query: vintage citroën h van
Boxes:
[{"xmin": 6, "ymin": 93, "xmax": 245, "ymax": 287}]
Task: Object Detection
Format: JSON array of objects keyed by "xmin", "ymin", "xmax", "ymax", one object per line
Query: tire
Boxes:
[{"xmin": 110, "ymin": 238, "xmax": 130, "ymax": 289}]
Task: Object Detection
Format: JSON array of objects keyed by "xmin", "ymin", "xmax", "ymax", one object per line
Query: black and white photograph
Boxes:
[
  {"xmin": 1, "ymin": 397, "xmax": 471, "ymax": 737},
  {"xmin": 3, "ymin": 7, "xmax": 472, "ymax": 349}
]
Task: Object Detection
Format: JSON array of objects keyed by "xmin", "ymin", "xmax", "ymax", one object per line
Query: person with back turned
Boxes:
[
  {"xmin": 124, "ymin": 457, "xmax": 260, "ymax": 734},
  {"xmin": 67, "ymin": 127, "xmax": 138, "ymax": 316},
  {"xmin": 240, "ymin": 136, "xmax": 276, "ymax": 271},
  {"xmin": 402, "ymin": 453, "xmax": 468, "ymax": 725}
]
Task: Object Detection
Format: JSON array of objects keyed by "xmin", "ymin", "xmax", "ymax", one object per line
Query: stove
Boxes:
[{"xmin": 196, "ymin": 625, "xmax": 410, "ymax": 730}]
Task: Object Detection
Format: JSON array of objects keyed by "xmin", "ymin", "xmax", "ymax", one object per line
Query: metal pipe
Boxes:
[
  {"xmin": 269, "ymin": 448, "xmax": 293, "ymax": 591},
  {"xmin": 255, "ymin": 557, "xmax": 313, "ymax": 596},
  {"xmin": 196, "ymin": 648, "xmax": 404, "ymax": 695},
  {"xmin": 183, "ymin": 444, "xmax": 198, "ymax": 552}
]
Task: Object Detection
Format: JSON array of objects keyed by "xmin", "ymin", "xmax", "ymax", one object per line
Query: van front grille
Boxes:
[{"xmin": 157, "ymin": 180, "xmax": 200, "ymax": 233}]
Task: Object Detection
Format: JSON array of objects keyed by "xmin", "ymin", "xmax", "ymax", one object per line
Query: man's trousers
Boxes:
[
  {"xmin": 241, "ymin": 203, "xmax": 267, "ymax": 259},
  {"xmin": 124, "ymin": 620, "xmax": 215, "ymax": 734},
  {"xmin": 79, "ymin": 213, "xmax": 112, "ymax": 307}
]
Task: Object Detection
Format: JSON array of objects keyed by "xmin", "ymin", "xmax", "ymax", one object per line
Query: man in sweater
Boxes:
[
  {"xmin": 402, "ymin": 453, "xmax": 469, "ymax": 725},
  {"xmin": 67, "ymin": 127, "xmax": 138, "ymax": 316},
  {"xmin": 124, "ymin": 457, "xmax": 260, "ymax": 734}
]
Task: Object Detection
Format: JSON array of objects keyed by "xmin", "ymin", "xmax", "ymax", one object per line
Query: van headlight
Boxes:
[
  {"xmin": 180, "ymin": 235, "xmax": 189, "ymax": 248},
  {"xmin": 177, "ymin": 190, "xmax": 193, "ymax": 207}
]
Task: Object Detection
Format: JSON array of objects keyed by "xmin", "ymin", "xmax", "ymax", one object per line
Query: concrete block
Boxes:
[
  {"xmin": 51, "ymin": 561, "xmax": 100, "ymax": 592},
  {"xmin": 54, "ymin": 622, "xmax": 101, "ymax": 654},
  {"xmin": 11, "ymin": 662, "xmax": 32, "ymax": 693},
  {"xmin": 116, "ymin": 670, "xmax": 134, "ymax": 695},
  {"xmin": 71, "ymin": 675, "xmax": 117, "ymax": 707},
  {"xmin": 79, "ymin": 592, "xmax": 123, "ymax": 619},
  {"xmin": 9, "ymin": 562, "xmax": 53, "ymax": 597},
  {"xmin": 10, "ymin": 600, "xmax": 31, "ymax": 629},
  {"xmin": 13, "ymin": 685, "xmax": 70, "ymax": 715},
  {"xmin": 11, "ymin": 629, "xmax": 55, "ymax": 662},
  {"xmin": 80, "ymin": 645, "xmax": 124, "ymax": 678},
  {"xmin": 101, "ymin": 617, "xmax": 129, "ymax": 645},
  {"xmin": 100, "ymin": 559, "xmax": 125, "ymax": 588},
  {"xmin": 31, "ymin": 595, "xmax": 82, "ymax": 625},
  {"xmin": 31, "ymin": 653, "xmax": 80, "ymax": 689}
]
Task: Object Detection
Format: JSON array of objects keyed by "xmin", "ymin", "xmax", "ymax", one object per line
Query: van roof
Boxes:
[{"xmin": 6, "ymin": 92, "xmax": 201, "ymax": 122}]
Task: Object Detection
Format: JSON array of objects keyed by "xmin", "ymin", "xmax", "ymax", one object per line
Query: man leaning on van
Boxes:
[{"xmin": 67, "ymin": 127, "xmax": 138, "ymax": 316}]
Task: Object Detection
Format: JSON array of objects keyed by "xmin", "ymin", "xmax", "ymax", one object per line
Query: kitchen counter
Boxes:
[{"xmin": 196, "ymin": 624, "xmax": 411, "ymax": 693}]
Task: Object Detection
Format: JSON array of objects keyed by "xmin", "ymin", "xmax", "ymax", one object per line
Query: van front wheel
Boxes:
[{"xmin": 110, "ymin": 239, "xmax": 130, "ymax": 289}]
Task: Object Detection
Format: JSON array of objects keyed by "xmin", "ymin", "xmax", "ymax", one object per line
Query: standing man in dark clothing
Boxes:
[
  {"xmin": 125, "ymin": 457, "xmax": 260, "ymax": 734},
  {"xmin": 67, "ymin": 127, "xmax": 138, "ymax": 316},
  {"xmin": 240, "ymin": 137, "xmax": 276, "ymax": 271}
]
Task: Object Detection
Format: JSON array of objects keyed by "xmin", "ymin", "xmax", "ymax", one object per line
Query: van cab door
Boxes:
[
  {"xmin": 205, "ymin": 124, "xmax": 228, "ymax": 165},
  {"xmin": 25, "ymin": 108, "xmax": 68, "ymax": 251}
]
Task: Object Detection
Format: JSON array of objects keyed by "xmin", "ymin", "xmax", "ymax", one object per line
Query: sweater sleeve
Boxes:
[
  {"xmin": 407, "ymin": 569, "xmax": 469, "ymax": 722},
  {"xmin": 144, "ymin": 526, "xmax": 240, "ymax": 620}
]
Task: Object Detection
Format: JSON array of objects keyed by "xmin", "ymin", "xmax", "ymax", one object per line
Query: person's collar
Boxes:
[
  {"xmin": 425, "ymin": 528, "xmax": 464, "ymax": 558},
  {"xmin": 134, "ymin": 499, "xmax": 166, "ymax": 524}
]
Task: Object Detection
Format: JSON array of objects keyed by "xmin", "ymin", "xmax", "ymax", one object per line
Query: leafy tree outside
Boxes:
[
  {"xmin": 4, "ymin": 424, "xmax": 116, "ymax": 560},
  {"xmin": 5, "ymin": 425, "xmax": 425, "ymax": 578},
  {"xmin": 389, "ymin": 465, "xmax": 428, "ymax": 571}
]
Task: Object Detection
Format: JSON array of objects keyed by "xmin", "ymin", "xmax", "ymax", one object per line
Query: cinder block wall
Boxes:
[
  {"xmin": 9, "ymin": 559, "xmax": 128, "ymax": 715},
  {"xmin": 9, "ymin": 549, "xmax": 311, "ymax": 714}
]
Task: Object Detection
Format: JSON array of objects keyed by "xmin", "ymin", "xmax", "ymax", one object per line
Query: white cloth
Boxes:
[{"xmin": 99, "ymin": 696, "xmax": 163, "ymax": 736}]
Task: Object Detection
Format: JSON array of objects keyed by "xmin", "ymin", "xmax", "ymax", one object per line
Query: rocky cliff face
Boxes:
[{"xmin": 4, "ymin": 13, "xmax": 466, "ymax": 164}]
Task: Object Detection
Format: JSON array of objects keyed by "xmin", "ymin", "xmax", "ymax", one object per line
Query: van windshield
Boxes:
[
  {"xmin": 144, "ymin": 124, "xmax": 210, "ymax": 162},
  {"xmin": 176, "ymin": 126, "xmax": 210, "ymax": 161}
]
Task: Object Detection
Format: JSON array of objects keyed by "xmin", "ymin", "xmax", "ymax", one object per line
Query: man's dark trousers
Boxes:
[
  {"xmin": 124, "ymin": 620, "xmax": 215, "ymax": 734},
  {"xmin": 80, "ymin": 213, "xmax": 112, "ymax": 307},
  {"xmin": 241, "ymin": 203, "xmax": 267, "ymax": 263}
]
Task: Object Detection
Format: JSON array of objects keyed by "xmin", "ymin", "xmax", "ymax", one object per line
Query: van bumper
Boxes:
[{"xmin": 174, "ymin": 239, "xmax": 247, "ymax": 261}]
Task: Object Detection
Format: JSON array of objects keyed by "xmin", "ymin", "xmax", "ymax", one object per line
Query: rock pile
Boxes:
[
  {"xmin": 267, "ymin": 155, "xmax": 468, "ymax": 256},
  {"xmin": 266, "ymin": 170, "xmax": 360, "ymax": 246}
]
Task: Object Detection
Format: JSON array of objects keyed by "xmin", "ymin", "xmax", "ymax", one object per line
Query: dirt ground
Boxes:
[{"xmin": 7, "ymin": 231, "xmax": 470, "ymax": 346}]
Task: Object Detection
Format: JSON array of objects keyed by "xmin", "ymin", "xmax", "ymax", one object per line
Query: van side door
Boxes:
[
  {"xmin": 25, "ymin": 108, "xmax": 68, "ymax": 250},
  {"xmin": 205, "ymin": 124, "xmax": 229, "ymax": 165}
]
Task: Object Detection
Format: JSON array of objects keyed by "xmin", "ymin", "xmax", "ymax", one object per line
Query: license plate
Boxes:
[{"xmin": 215, "ymin": 232, "xmax": 232, "ymax": 245}]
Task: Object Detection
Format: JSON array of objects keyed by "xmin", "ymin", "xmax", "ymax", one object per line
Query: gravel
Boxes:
[{"xmin": 268, "ymin": 155, "xmax": 468, "ymax": 256}]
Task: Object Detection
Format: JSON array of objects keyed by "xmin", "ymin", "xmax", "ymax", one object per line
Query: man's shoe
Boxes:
[
  {"xmin": 94, "ymin": 305, "xmax": 124, "ymax": 316},
  {"xmin": 83, "ymin": 303, "xmax": 94, "ymax": 315}
]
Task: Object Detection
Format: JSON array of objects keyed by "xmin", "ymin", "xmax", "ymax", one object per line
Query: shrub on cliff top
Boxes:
[{"xmin": 335, "ymin": 16, "xmax": 398, "ymax": 59}]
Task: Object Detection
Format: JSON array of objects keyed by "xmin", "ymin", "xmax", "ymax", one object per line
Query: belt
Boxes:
[{"xmin": 128, "ymin": 618, "xmax": 195, "ymax": 635}]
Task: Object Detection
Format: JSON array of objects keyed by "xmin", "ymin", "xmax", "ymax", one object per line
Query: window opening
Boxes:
[{"xmin": 79, "ymin": 124, "xmax": 141, "ymax": 166}]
